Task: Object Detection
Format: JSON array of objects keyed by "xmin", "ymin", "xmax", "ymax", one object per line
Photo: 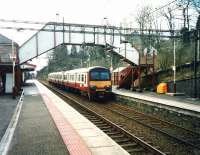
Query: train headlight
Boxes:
[{"xmin": 90, "ymin": 86, "xmax": 96, "ymax": 91}]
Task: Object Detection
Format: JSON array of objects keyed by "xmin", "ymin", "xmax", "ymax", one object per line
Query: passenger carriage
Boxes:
[{"xmin": 48, "ymin": 66, "xmax": 112, "ymax": 100}]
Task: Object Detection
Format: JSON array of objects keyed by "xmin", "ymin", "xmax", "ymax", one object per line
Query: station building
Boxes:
[{"xmin": 0, "ymin": 34, "xmax": 22, "ymax": 96}]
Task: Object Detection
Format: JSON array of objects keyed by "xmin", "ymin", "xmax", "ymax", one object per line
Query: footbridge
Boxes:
[{"xmin": 19, "ymin": 22, "xmax": 140, "ymax": 65}]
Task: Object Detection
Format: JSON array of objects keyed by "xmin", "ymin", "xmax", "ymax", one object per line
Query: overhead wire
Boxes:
[
  {"xmin": 0, "ymin": 19, "xmax": 47, "ymax": 25},
  {"xmin": 148, "ymin": 0, "xmax": 178, "ymax": 15}
]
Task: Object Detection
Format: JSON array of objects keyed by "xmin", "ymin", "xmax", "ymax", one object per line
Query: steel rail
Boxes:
[{"xmin": 102, "ymin": 104, "xmax": 200, "ymax": 150}]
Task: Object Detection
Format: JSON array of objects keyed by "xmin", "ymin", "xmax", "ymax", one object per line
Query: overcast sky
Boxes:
[
  {"xmin": 0, "ymin": 0, "xmax": 171, "ymax": 44},
  {"xmin": 0, "ymin": 0, "xmax": 172, "ymax": 70}
]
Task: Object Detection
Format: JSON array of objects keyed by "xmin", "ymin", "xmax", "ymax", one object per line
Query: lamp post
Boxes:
[
  {"xmin": 173, "ymin": 35, "xmax": 176, "ymax": 93},
  {"xmin": 88, "ymin": 54, "xmax": 91, "ymax": 67},
  {"xmin": 10, "ymin": 40, "xmax": 16, "ymax": 99},
  {"xmin": 198, "ymin": 29, "xmax": 200, "ymax": 61},
  {"xmin": 106, "ymin": 54, "xmax": 113, "ymax": 72}
]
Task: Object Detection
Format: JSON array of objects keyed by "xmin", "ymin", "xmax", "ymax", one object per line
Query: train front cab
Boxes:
[{"xmin": 88, "ymin": 67, "xmax": 112, "ymax": 100}]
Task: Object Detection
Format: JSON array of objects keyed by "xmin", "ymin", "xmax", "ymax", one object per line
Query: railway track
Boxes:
[
  {"xmin": 102, "ymin": 103, "xmax": 200, "ymax": 150},
  {"xmin": 42, "ymin": 81, "xmax": 200, "ymax": 154},
  {"xmin": 80, "ymin": 101, "xmax": 200, "ymax": 154},
  {"xmin": 42, "ymin": 81, "xmax": 166, "ymax": 155}
]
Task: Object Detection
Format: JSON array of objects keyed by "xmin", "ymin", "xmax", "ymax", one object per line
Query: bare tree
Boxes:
[
  {"xmin": 135, "ymin": 6, "xmax": 153, "ymax": 33},
  {"xmin": 160, "ymin": 7, "xmax": 175, "ymax": 37},
  {"xmin": 135, "ymin": 5, "xmax": 154, "ymax": 53},
  {"xmin": 179, "ymin": 0, "xmax": 200, "ymax": 13}
]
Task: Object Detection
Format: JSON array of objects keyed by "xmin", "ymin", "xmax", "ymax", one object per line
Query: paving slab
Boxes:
[
  {"xmin": 8, "ymin": 82, "xmax": 69, "ymax": 155},
  {"xmin": 0, "ymin": 95, "xmax": 19, "ymax": 140}
]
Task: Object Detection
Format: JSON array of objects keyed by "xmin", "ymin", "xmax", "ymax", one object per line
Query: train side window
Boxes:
[
  {"xmin": 84, "ymin": 75, "xmax": 86, "ymax": 84},
  {"xmin": 81, "ymin": 75, "xmax": 84, "ymax": 82}
]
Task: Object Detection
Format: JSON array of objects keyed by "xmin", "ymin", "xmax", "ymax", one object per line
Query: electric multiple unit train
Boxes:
[{"xmin": 48, "ymin": 66, "xmax": 112, "ymax": 100}]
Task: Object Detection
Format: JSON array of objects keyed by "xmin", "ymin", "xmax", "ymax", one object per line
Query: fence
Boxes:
[{"xmin": 167, "ymin": 77, "xmax": 200, "ymax": 98}]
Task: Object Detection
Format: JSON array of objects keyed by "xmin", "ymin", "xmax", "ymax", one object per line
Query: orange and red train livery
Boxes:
[{"xmin": 48, "ymin": 66, "xmax": 112, "ymax": 100}]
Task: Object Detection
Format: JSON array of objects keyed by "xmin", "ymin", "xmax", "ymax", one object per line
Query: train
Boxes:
[{"xmin": 48, "ymin": 66, "xmax": 112, "ymax": 100}]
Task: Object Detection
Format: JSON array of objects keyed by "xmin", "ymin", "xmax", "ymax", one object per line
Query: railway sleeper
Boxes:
[
  {"xmin": 84, "ymin": 115, "xmax": 96, "ymax": 118},
  {"xmin": 133, "ymin": 117, "xmax": 146, "ymax": 121},
  {"xmin": 106, "ymin": 131, "xmax": 121, "ymax": 136},
  {"xmin": 101, "ymin": 128, "xmax": 114, "ymax": 132},
  {"xmin": 126, "ymin": 147, "xmax": 144, "ymax": 153},
  {"xmin": 145, "ymin": 141, "xmax": 153, "ymax": 145},
  {"xmin": 150, "ymin": 122, "xmax": 163, "ymax": 126},
  {"xmin": 114, "ymin": 138, "xmax": 131, "ymax": 143},
  {"xmin": 115, "ymin": 124, "xmax": 124, "ymax": 128},
  {"xmin": 91, "ymin": 121, "xmax": 105, "ymax": 124},
  {"xmin": 89, "ymin": 118, "xmax": 101, "ymax": 121},
  {"xmin": 95, "ymin": 123, "xmax": 110, "ymax": 127},
  {"xmin": 120, "ymin": 142, "xmax": 138, "ymax": 148},
  {"xmin": 109, "ymin": 135, "xmax": 124, "ymax": 139},
  {"xmin": 90, "ymin": 120, "xmax": 104, "ymax": 123},
  {"xmin": 98, "ymin": 126, "xmax": 111, "ymax": 130}
]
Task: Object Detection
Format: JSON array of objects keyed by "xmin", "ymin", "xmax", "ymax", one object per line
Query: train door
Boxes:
[
  {"xmin": 75, "ymin": 73, "xmax": 77, "ymax": 88},
  {"xmin": 80, "ymin": 74, "xmax": 84, "ymax": 88},
  {"xmin": 83, "ymin": 73, "xmax": 87, "ymax": 87}
]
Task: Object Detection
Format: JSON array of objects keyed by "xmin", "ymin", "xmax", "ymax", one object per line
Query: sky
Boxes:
[
  {"xmin": 0, "ymin": 0, "xmax": 175, "ymax": 70},
  {"xmin": 0, "ymin": 0, "xmax": 171, "ymax": 44}
]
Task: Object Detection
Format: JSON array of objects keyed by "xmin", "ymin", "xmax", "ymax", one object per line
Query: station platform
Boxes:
[
  {"xmin": 5, "ymin": 80, "xmax": 129, "ymax": 155},
  {"xmin": 112, "ymin": 87, "xmax": 200, "ymax": 115}
]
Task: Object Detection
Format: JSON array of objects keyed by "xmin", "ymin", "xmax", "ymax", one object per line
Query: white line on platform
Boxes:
[{"xmin": 0, "ymin": 91, "xmax": 24, "ymax": 155}]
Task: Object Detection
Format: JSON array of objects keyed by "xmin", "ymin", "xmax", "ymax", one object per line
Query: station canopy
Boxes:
[{"xmin": 19, "ymin": 22, "xmax": 139, "ymax": 65}]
